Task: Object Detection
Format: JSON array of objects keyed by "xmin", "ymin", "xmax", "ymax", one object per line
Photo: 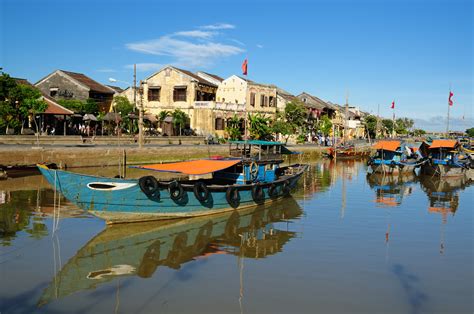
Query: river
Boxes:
[{"xmin": 0, "ymin": 159, "xmax": 472, "ymax": 313}]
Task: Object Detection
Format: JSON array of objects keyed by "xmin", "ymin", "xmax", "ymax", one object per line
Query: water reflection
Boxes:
[
  {"xmin": 0, "ymin": 176, "xmax": 87, "ymax": 246},
  {"xmin": 38, "ymin": 197, "xmax": 302, "ymax": 306},
  {"xmin": 367, "ymin": 173, "xmax": 418, "ymax": 207}
]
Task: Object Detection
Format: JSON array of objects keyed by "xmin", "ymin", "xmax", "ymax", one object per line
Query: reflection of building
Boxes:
[{"xmin": 35, "ymin": 70, "xmax": 115, "ymax": 112}]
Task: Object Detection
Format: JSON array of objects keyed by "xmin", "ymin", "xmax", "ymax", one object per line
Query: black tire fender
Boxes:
[
  {"xmin": 226, "ymin": 186, "xmax": 240, "ymax": 208},
  {"xmin": 169, "ymin": 180, "xmax": 184, "ymax": 201},
  {"xmin": 251, "ymin": 183, "xmax": 265, "ymax": 202},
  {"xmin": 268, "ymin": 183, "xmax": 279, "ymax": 198},
  {"xmin": 193, "ymin": 181, "xmax": 210, "ymax": 202},
  {"xmin": 139, "ymin": 176, "xmax": 160, "ymax": 198}
]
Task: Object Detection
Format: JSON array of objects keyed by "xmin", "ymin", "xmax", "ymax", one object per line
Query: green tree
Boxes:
[
  {"xmin": 466, "ymin": 127, "xmax": 474, "ymax": 137},
  {"xmin": 382, "ymin": 119, "xmax": 395, "ymax": 135},
  {"xmin": 364, "ymin": 115, "xmax": 378, "ymax": 139},
  {"xmin": 225, "ymin": 115, "xmax": 242, "ymax": 140},
  {"xmin": 395, "ymin": 117, "xmax": 414, "ymax": 135},
  {"xmin": 172, "ymin": 109, "xmax": 188, "ymax": 136},
  {"xmin": 413, "ymin": 129, "xmax": 427, "ymax": 136},
  {"xmin": 0, "ymin": 73, "xmax": 47, "ymax": 134},
  {"xmin": 248, "ymin": 113, "xmax": 272, "ymax": 140},
  {"xmin": 57, "ymin": 99, "xmax": 85, "ymax": 113},
  {"xmin": 113, "ymin": 96, "xmax": 134, "ymax": 116},
  {"xmin": 284, "ymin": 100, "xmax": 307, "ymax": 134},
  {"xmin": 317, "ymin": 114, "xmax": 332, "ymax": 136},
  {"xmin": 158, "ymin": 110, "xmax": 171, "ymax": 124},
  {"xmin": 84, "ymin": 99, "xmax": 99, "ymax": 115}
]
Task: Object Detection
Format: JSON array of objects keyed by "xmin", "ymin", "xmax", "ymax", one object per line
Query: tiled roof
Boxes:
[
  {"xmin": 60, "ymin": 70, "xmax": 115, "ymax": 94},
  {"xmin": 297, "ymin": 92, "xmax": 327, "ymax": 110},
  {"xmin": 106, "ymin": 85, "xmax": 124, "ymax": 93},
  {"xmin": 14, "ymin": 78, "xmax": 73, "ymax": 115},
  {"xmin": 199, "ymin": 71, "xmax": 224, "ymax": 82},
  {"xmin": 172, "ymin": 67, "xmax": 217, "ymax": 87}
]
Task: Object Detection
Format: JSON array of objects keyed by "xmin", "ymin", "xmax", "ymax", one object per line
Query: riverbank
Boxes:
[{"xmin": 0, "ymin": 143, "xmax": 362, "ymax": 169}]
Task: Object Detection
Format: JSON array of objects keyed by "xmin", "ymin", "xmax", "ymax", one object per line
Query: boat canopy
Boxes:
[
  {"xmin": 134, "ymin": 159, "xmax": 241, "ymax": 175},
  {"xmin": 372, "ymin": 141, "xmax": 401, "ymax": 152},
  {"xmin": 429, "ymin": 139, "xmax": 458, "ymax": 149}
]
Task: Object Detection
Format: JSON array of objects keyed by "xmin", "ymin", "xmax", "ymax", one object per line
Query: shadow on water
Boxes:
[{"xmin": 392, "ymin": 264, "xmax": 429, "ymax": 314}]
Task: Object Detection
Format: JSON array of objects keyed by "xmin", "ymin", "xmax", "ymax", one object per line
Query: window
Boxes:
[
  {"xmin": 148, "ymin": 87, "xmax": 160, "ymax": 101},
  {"xmin": 269, "ymin": 96, "xmax": 275, "ymax": 107},
  {"xmin": 260, "ymin": 95, "xmax": 268, "ymax": 107},
  {"xmin": 250, "ymin": 93, "xmax": 256, "ymax": 106},
  {"xmin": 215, "ymin": 118, "xmax": 225, "ymax": 130},
  {"xmin": 50, "ymin": 87, "xmax": 58, "ymax": 97},
  {"xmin": 173, "ymin": 87, "xmax": 187, "ymax": 102}
]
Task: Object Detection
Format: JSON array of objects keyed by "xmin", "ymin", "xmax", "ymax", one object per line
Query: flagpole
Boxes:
[
  {"xmin": 392, "ymin": 100, "xmax": 395, "ymax": 138},
  {"xmin": 446, "ymin": 84, "xmax": 451, "ymax": 137},
  {"xmin": 243, "ymin": 57, "xmax": 248, "ymax": 140}
]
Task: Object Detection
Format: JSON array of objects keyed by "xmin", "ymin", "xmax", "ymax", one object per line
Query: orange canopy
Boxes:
[
  {"xmin": 136, "ymin": 159, "xmax": 241, "ymax": 175},
  {"xmin": 429, "ymin": 139, "xmax": 458, "ymax": 149},
  {"xmin": 372, "ymin": 141, "xmax": 401, "ymax": 152}
]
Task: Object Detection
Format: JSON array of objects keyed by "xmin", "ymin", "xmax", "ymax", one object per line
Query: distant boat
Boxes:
[
  {"xmin": 37, "ymin": 140, "xmax": 308, "ymax": 224},
  {"xmin": 368, "ymin": 140, "xmax": 425, "ymax": 174},
  {"xmin": 326, "ymin": 145, "xmax": 370, "ymax": 159},
  {"xmin": 420, "ymin": 139, "xmax": 472, "ymax": 177},
  {"xmin": 37, "ymin": 198, "xmax": 302, "ymax": 306}
]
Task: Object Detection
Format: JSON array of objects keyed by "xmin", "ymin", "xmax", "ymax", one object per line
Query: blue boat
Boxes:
[
  {"xmin": 37, "ymin": 140, "xmax": 308, "ymax": 224},
  {"xmin": 368, "ymin": 140, "xmax": 424, "ymax": 174},
  {"xmin": 420, "ymin": 139, "xmax": 472, "ymax": 177}
]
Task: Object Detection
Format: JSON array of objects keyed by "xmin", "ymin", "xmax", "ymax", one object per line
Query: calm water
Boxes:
[{"xmin": 1, "ymin": 160, "xmax": 472, "ymax": 314}]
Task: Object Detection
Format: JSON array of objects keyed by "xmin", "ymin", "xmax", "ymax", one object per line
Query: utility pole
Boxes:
[
  {"xmin": 376, "ymin": 104, "xmax": 380, "ymax": 139},
  {"xmin": 344, "ymin": 92, "xmax": 348, "ymax": 145},
  {"xmin": 138, "ymin": 80, "xmax": 145, "ymax": 148}
]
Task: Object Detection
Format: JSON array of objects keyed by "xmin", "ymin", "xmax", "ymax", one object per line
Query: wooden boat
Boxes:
[
  {"xmin": 37, "ymin": 140, "xmax": 308, "ymax": 224},
  {"xmin": 368, "ymin": 140, "xmax": 424, "ymax": 174},
  {"xmin": 38, "ymin": 198, "xmax": 302, "ymax": 306},
  {"xmin": 420, "ymin": 139, "xmax": 472, "ymax": 177},
  {"xmin": 326, "ymin": 145, "xmax": 370, "ymax": 159}
]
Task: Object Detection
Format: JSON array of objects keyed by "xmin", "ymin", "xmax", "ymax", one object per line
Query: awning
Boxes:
[
  {"xmin": 134, "ymin": 159, "xmax": 241, "ymax": 175},
  {"xmin": 372, "ymin": 141, "xmax": 401, "ymax": 152},
  {"xmin": 429, "ymin": 139, "xmax": 458, "ymax": 149}
]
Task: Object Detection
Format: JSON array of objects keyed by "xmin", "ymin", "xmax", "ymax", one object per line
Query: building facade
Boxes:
[{"xmin": 35, "ymin": 70, "xmax": 115, "ymax": 113}]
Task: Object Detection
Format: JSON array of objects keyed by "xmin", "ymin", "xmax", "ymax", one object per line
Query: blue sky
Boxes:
[{"xmin": 1, "ymin": 0, "xmax": 472, "ymax": 131}]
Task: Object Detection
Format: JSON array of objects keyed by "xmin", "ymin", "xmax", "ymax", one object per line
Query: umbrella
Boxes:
[
  {"xmin": 103, "ymin": 112, "xmax": 122, "ymax": 122},
  {"xmin": 144, "ymin": 114, "xmax": 158, "ymax": 123},
  {"xmin": 83, "ymin": 114, "xmax": 98, "ymax": 122}
]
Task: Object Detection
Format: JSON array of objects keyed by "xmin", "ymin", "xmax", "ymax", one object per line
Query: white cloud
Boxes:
[
  {"xmin": 125, "ymin": 63, "xmax": 163, "ymax": 72},
  {"xmin": 126, "ymin": 25, "xmax": 244, "ymax": 68},
  {"xmin": 256, "ymin": 44, "xmax": 264, "ymax": 48},
  {"xmin": 200, "ymin": 23, "xmax": 235, "ymax": 30},
  {"xmin": 174, "ymin": 30, "xmax": 216, "ymax": 39}
]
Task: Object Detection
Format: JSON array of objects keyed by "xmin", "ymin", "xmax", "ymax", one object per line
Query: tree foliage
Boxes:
[
  {"xmin": 225, "ymin": 115, "xmax": 242, "ymax": 140},
  {"xmin": 172, "ymin": 109, "xmax": 189, "ymax": 136},
  {"xmin": 248, "ymin": 113, "xmax": 272, "ymax": 140},
  {"xmin": 382, "ymin": 119, "xmax": 394, "ymax": 135},
  {"xmin": 364, "ymin": 115, "xmax": 378, "ymax": 138},
  {"xmin": 413, "ymin": 129, "xmax": 426, "ymax": 136},
  {"xmin": 317, "ymin": 114, "xmax": 332, "ymax": 136},
  {"xmin": 466, "ymin": 127, "xmax": 474, "ymax": 137},
  {"xmin": 57, "ymin": 98, "xmax": 99, "ymax": 114},
  {"xmin": 0, "ymin": 73, "xmax": 47, "ymax": 133}
]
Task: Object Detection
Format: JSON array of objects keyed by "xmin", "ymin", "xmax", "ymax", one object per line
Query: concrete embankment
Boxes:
[{"xmin": 0, "ymin": 144, "xmax": 335, "ymax": 169}]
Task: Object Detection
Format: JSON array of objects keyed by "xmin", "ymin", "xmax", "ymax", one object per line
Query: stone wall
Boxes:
[{"xmin": 36, "ymin": 71, "xmax": 89, "ymax": 101}]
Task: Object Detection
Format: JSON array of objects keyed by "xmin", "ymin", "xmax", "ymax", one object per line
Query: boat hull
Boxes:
[
  {"xmin": 370, "ymin": 162, "xmax": 416, "ymax": 174},
  {"xmin": 421, "ymin": 163, "xmax": 466, "ymax": 177},
  {"xmin": 37, "ymin": 164, "xmax": 307, "ymax": 224}
]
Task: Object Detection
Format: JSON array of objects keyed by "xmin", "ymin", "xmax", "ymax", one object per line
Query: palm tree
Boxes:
[
  {"xmin": 172, "ymin": 109, "xmax": 188, "ymax": 136},
  {"xmin": 248, "ymin": 113, "xmax": 271, "ymax": 140}
]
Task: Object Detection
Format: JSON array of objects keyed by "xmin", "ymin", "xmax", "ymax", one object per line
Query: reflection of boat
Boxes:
[
  {"xmin": 420, "ymin": 139, "xmax": 472, "ymax": 177},
  {"xmin": 38, "ymin": 141, "xmax": 308, "ymax": 224},
  {"xmin": 367, "ymin": 173, "xmax": 417, "ymax": 207},
  {"xmin": 38, "ymin": 197, "xmax": 303, "ymax": 306},
  {"xmin": 419, "ymin": 174, "xmax": 471, "ymax": 215},
  {"xmin": 368, "ymin": 141, "xmax": 424, "ymax": 174}
]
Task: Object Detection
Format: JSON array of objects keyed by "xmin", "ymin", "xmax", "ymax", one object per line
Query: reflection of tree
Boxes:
[{"xmin": 0, "ymin": 190, "xmax": 48, "ymax": 246}]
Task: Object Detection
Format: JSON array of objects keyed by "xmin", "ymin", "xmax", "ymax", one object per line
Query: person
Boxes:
[{"xmin": 50, "ymin": 127, "xmax": 55, "ymax": 136}]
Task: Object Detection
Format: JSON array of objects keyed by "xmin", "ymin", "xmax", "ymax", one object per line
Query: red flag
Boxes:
[
  {"xmin": 242, "ymin": 58, "xmax": 248, "ymax": 76},
  {"xmin": 448, "ymin": 91, "xmax": 454, "ymax": 106},
  {"xmin": 391, "ymin": 101, "xmax": 395, "ymax": 109}
]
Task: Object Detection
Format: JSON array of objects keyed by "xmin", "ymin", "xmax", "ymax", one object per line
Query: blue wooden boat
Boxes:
[
  {"xmin": 37, "ymin": 140, "xmax": 308, "ymax": 224},
  {"xmin": 368, "ymin": 140, "xmax": 424, "ymax": 174},
  {"xmin": 420, "ymin": 139, "xmax": 472, "ymax": 177}
]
